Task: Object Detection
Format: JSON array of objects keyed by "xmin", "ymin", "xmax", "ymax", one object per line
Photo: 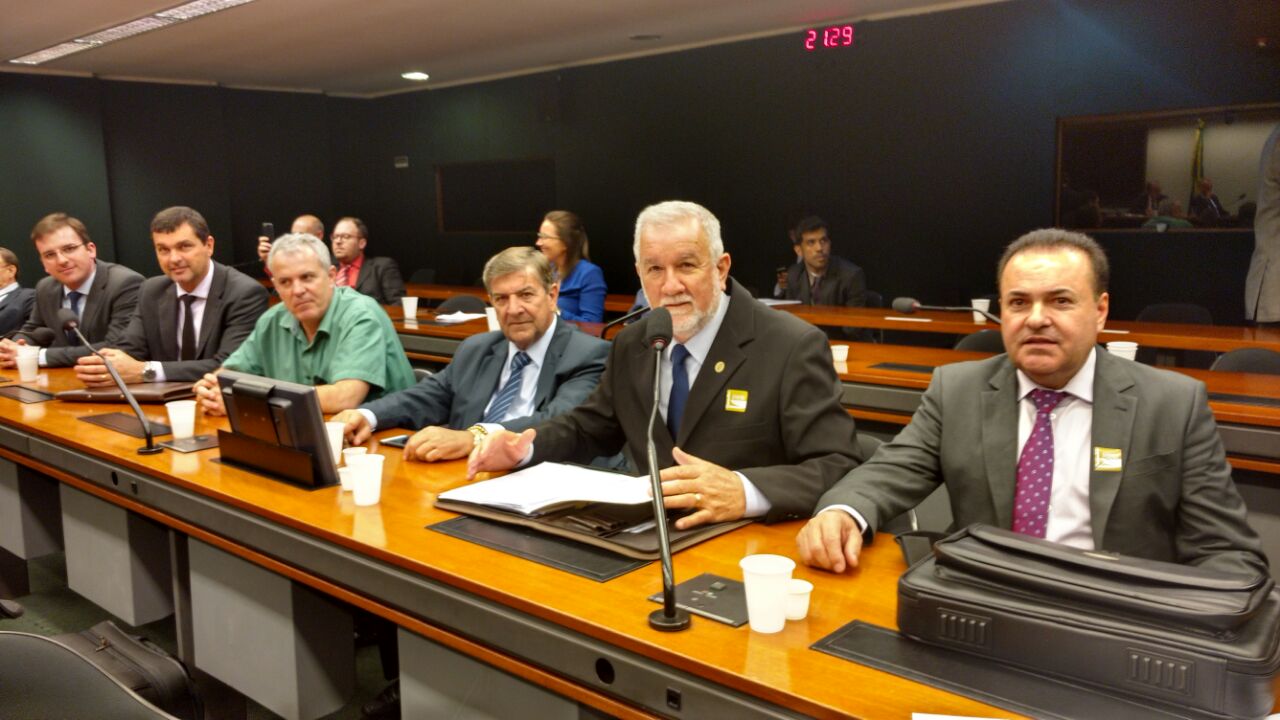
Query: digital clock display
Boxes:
[{"xmin": 804, "ymin": 24, "xmax": 855, "ymax": 51}]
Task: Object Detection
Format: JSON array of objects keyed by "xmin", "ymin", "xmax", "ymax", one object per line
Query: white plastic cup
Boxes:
[
  {"xmin": 342, "ymin": 447, "xmax": 368, "ymax": 466},
  {"xmin": 485, "ymin": 307, "xmax": 500, "ymax": 332},
  {"xmin": 786, "ymin": 579, "xmax": 814, "ymax": 621},
  {"xmin": 971, "ymin": 298, "xmax": 991, "ymax": 324},
  {"xmin": 830, "ymin": 343, "xmax": 850, "ymax": 363},
  {"xmin": 1107, "ymin": 341, "xmax": 1138, "ymax": 361},
  {"xmin": 324, "ymin": 421, "xmax": 345, "ymax": 466},
  {"xmin": 739, "ymin": 554, "xmax": 795, "ymax": 633},
  {"xmin": 401, "ymin": 296, "xmax": 418, "ymax": 319},
  {"xmin": 337, "ymin": 466, "xmax": 356, "ymax": 492},
  {"xmin": 348, "ymin": 454, "xmax": 385, "ymax": 506},
  {"xmin": 16, "ymin": 345, "xmax": 39, "ymax": 382},
  {"xmin": 165, "ymin": 400, "xmax": 197, "ymax": 440}
]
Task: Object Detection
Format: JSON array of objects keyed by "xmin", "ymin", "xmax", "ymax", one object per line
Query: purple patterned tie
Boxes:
[{"xmin": 1013, "ymin": 389, "xmax": 1067, "ymax": 537}]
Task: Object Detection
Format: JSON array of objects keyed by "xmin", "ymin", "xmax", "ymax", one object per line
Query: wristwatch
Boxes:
[
  {"xmin": 466, "ymin": 424, "xmax": 488, "ymax": 449},
  {"xmin": 142, "ymin": 363, "xmax": 157, "ymax": 383}
]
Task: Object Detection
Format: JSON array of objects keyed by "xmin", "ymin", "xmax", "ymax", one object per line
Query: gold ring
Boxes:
[{"xmin": 693, "ymin": 493, "xmax": 702, "ymax": 504}]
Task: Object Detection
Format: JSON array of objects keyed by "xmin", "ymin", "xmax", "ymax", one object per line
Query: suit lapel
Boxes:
[
  {"xmin": 533, "ymin": 321, "xmax": 569, "ymax": 409},
  {"xmin": 676, "ymin": 287, "xmax": 748, "ymax": 446},
  {"xmin": 627, "ymin": 317, "xmax": 673, "ymax": 449},
  {"xmin": 157, "ymin": 283, "xmax": 180, "ymax": 360},
  {"xmin": 468, "ymin": 335, "xmax": 507, "ymax": 423},
  {"xmin": 196, "ymin": 264, "xmax": 227, "ymax": 356},
  {"xmin": 80, "ymin": 261, "xmax": 109, "ymax": 332},
  {"xmin": 981, "ymin": 360, "xmax": 1020, "ymax": 528},
  {"xmin": 1088, "ymin": 350, "xmax": 1137, "ymax": 549}
]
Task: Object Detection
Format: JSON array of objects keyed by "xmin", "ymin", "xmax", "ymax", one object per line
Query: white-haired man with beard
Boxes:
[{"xmin": 469, "ymin": 200, "xmax": 862, "ymax": 529}]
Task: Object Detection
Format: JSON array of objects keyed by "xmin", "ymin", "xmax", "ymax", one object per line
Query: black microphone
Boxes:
[
  {"xmin": 892, "ymin": 296, "xmax": 1002, "ymax": 325},
  {"xmin": 642, "ymin": 308, "xmax": 689, "ymax": 631},
  {"xmin": 57, "ymin": 309, "xmax": 163, "ymax": 455},
  {"xmin": 598, "ymin": 304, "xmax": 651, "ymax": 338}
]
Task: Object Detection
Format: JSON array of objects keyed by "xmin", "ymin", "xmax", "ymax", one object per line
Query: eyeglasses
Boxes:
[
  {"xmin": 536, "ymin": 233, "xmax": 561, "ymax": 241},
  {"xmin": 39, "ymin": 243, "xmax": 86, "ymax": 262},
  {"xmin": 331, "ymin": 233, "xmax": 360, "ymax": 242}
]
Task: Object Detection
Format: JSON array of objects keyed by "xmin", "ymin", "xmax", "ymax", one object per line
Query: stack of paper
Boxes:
[{"xmin": 438, "ymin": 463, "xmax": 651, "ymax": 515}]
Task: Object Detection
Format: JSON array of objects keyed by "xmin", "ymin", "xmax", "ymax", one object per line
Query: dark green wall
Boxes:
[{"xmin": 0, "ymin": 0, "xmax": 1274, "ymax": 322}]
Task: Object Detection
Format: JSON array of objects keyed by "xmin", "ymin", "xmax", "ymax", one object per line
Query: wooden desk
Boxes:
[
  {"xmin": 403, "ymin": 283, "xmax": 635, "ymax": 313},
  {"xmin": 0, "ymin": 369, "xmax": 1014, "ymax": 719},
  {"xmin": 778, "ymin": 305, "xmax": 1280, "ymax": 354}
]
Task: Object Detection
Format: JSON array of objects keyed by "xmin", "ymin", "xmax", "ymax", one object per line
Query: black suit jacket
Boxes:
[
  {"xmin": 21, "ymin": 260, "xmax": 144, "ymax": 367},
  {"xmin": 115, "ymin": 262, "xmax": 270, "ymax": 382},
  {"xmin": 0, "ymin": 287, "xmax": 35, "ymax": 337},
  {"xmin": 353, "ymin": 256, "xmax": 406, "ymax": 305},
  {"xmin": 786, "ymin": 255, "xmax": 868, "ymax": 340},
  {"xmin": 360, "ymin": 317, "xmax": 608, "ymax": 431},
  {"xmin": 531, "ymin": 279, "xmax": 863, "ymax": 522}
]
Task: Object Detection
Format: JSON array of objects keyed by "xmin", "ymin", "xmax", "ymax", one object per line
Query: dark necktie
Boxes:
[
  {"xmin": 808, "ymin": 274, "xmax": 821, "ymax": 305},
  {"xmin": 482, "ymin": 351, "xmax": 531, "ymax": 423},
  {"xmin": 667, "ymin": 344, "xmax": 691, "ymax": 438},
  {"xmin": 65, "ymin": 291, "xmax": 83, "ymax": 344},
  {"xmin": 1012, "ymin": 389, "xmax": 1067, "ymax": 538},
  {"xmin": 180, "ymin": 295, "xmax": 198, "ymax": 361}
]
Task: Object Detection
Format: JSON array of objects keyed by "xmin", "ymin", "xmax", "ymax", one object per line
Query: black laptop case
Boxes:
[{"xmin": 897, "ymin": 525, "xmax": 1280, "ymax": 719}]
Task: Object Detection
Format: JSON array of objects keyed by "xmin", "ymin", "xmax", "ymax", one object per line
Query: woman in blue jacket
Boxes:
[{"xmin": 536, "ymin": 210, "xmax": 606, "ymax": 321}]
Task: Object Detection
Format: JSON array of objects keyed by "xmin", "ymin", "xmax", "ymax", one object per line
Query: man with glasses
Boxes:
[
  {"xmin": 0, "ymin": 213, "xmax": 142, "ymax": 369},
  {"xmin": 329, "ymin": 216, "xmax": 405, "ymax": 306},
  {"xmin": 0, "ymin": 248, "xmax": 36, "ymax": 336},
  {"xmin": 72, "ymin": 206, "xmax": 269, "ymax": 386}
]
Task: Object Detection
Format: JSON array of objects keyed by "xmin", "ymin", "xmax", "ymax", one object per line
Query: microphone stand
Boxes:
[
  {"xmin": 598, "ymin": 305, "xmax": 651, "ymax": 338},
  {"xmin": 69, "ymin": 325, "xmax": 162, "ymax": 455},
  {"xmin": 646, "ymin": 340, "xmax": 690, "ymax": 632}
]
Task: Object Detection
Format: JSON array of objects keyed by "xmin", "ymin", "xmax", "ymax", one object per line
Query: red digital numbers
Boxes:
[{"xmin": 804, "ymin": 24, "xmax": 855, "ymax": 52}]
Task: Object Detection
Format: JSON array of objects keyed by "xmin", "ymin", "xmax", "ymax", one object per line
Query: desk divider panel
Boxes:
[
  {"xmin": 188, "ymin": 538, "xmax": 353, "ymax": 720},
  {"xmin": 398, "ymin": 627, "xmax": 577, "ymax": 719},
  {"xmin": 59, "ymin": 484, "xmax": 172, "ymax": 625},
  {"xmin": 0, "ymin": 460, "xmax": 62, "ymax": 559}
]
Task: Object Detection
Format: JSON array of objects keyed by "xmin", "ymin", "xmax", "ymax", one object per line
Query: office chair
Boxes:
[
  {"xmin": 1210, "ymin": 348, "xmax": 1280, "ymax": 376},
  {"xmin": 413, "ymin": 367, "xmax": 434, "ymax": 382},
  {"xmin": 408, "ymin": 268, "xmax": 437, "ymax": 285},
  {"xmin": 436, "ymin": 295, "xmax": 486, "ymax": 314},
  {"xmin": 864, "ymin": 290, "xmax": 884, "ymax": 308},
  {"xmin": 953, "ymin": 329, "xmax": 1005, "ymax": 353},
  {"xmin": 1135, "ymin": 303, "xmax": 1215, "ymax": 368}
]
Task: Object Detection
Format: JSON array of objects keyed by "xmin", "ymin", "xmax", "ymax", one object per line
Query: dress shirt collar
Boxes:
[
  {"xmin": 0, "ymin": 282, "xmax": 18, "ymax": 300},
  {"xmin": 66, "ymin": 266, "xmax": 97, "ymax": 297},
  {"xmin": 666, "ymin": 289, "xmax": 731, "ymax": 366},
  {"xmin": 504, "ymin": 315, "xmax": 557, "ymax": 371},
  {"xmin": 1016, "ymin": 347, "xmax": 1097, "ymax": 405},
  {"xmin": 177, "ymin": 263, "xmax": 215, "ymax": 301},
  {"xmin": 339, "ymin": 253, "xmax": 365, "ymax": 273}
]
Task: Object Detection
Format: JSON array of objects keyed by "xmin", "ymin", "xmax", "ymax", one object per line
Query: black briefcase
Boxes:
[
  {"xmin": 54, "ymin": 620, "xmax": 203, "ymax": 720},
  {"xmin": 897, "ymin": 524, "xmax": 1280, "ymax": 719}
]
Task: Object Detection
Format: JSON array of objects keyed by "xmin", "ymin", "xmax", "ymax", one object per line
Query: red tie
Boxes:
[{"xmin": 337, "ymin": 264, "xmax": 352, "ymax": 287}]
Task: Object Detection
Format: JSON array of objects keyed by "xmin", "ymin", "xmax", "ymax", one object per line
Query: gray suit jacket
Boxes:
[
  {"xmin": 360, "ymin": 318, "xmax": 608, "ymax": 432},
  {"xmin": 115, "ymin": 262, "xmax": 269, "ymax": 382},
  {"xmin": 786, "ymin": 255, "xmax": 869, "ymax": 340},
  {"xmin": 353, "ymin": 256, "xmax": 406, "ymax": 306},
  {"xmin": 530, "ymin": 279, "xmax": 863, "ymax": 522},
  {"xmin": 1246, "ymin": 124, "xmax": 1280, "ymax": 323},
  {"xmin": 818, "ymin": 350, "xmax": 1268, "ymax": 577},
  {"xmin": 0, "ymin": 287, "xmax": 35, "ymax": 337},
  {"xmin": 21, "ymin": 260, "xmax": 144, "ymax": 367}
]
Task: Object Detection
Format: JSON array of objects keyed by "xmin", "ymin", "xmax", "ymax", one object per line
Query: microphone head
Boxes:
[
  {"xmin": 24, "ymin": 328, "xmax": 57, "ymax": 346},
  {"xmin": 645, "ymin": 307, "xmax": 673, "ymax": 350},
  {"xmin": 891, "ymin": 297, "xmax": 920, "ymax": 314},
  {"xmin": 55, "ymin": 308, "xmax": 79, "ymax": 332}
]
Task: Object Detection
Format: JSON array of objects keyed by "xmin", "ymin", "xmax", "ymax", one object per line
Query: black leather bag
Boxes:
[
  {"xmin": 898, "ymin": 524, "xmax": 1280, "ymax": 719},
  {"xmin": 54, "ymin": 620, "xmax": 202, "ymax": 720}
]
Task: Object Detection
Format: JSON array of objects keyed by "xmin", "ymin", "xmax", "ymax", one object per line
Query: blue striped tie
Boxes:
[
  {"xmin": 482, "ymin": 351, "xmax": 531, "ymax": 423},
  {"xmin": 667, "ymin": 344, "xmax": 690, "ymax": 438}
]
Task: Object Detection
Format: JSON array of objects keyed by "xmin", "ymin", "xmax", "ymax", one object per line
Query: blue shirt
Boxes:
[{"xmin": 556, "ymin": 259, "xmax": 606, "ymax": 322}]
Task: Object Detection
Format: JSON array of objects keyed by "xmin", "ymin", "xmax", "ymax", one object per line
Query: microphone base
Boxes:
[
  {"xmin": 648, "ymin": 606, "xmax": 691, "ymax": 632},
  {"xmin": 136, "ymin": 445, "xmax": 164, "ymax": 455}
]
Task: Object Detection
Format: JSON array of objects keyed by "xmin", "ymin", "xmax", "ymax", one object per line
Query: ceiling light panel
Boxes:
[
  {"xmin": 9, "ymin": 42, "xmax": 93, "ymax": 65},
  {"xmin": 157, "ymin": 0, "xmax": 256, "ymax": 21},
  {"xmin": 77, "ymin": 17, "xmax": 175, "ymax": 44}
]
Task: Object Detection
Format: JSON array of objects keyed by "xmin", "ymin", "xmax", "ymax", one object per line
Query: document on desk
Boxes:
[
  {"xmin": 757, "ymin": 298, "xmax": 801, "ymax": 306},
  {"xmin": 437, "ymin": 463, "xmax": 650, "ymax": 516},
  {"xmin": 434, "ymin": 311, "xmax": 488, "ymax": 324}
]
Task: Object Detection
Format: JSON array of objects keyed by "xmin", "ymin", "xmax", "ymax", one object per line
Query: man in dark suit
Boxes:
[
  {"xmin": 0, "ymin": 248, "xmax": 36, "ymax": 337},
  {"xmin": 470, "ymin": 201, "xmax": 862, "ymax": 529},
  {"xmin": 331, "ymin": 217, "xmax": 405, "ymax": 305},
  {"xmin": 334, "ymin": 247, "xmax": 608, "ymax": 462},
  {"xmin": 1190, "ymin": 177, "xmax": 1228, "ymax": 226},
  {"xmin": 72, "ymin": 206, "xmax": 269, "ymax": 386},
  {"xmin": 0, "ymin": 213, "xmax": 142, "ymax": 369},
  {"xmin": 797, "ymin": 229, "xmax": 1267, "ymax": 577},
  {"xmin": 785, "ymin": 216, "xmax": 869, "ymax": 340}
]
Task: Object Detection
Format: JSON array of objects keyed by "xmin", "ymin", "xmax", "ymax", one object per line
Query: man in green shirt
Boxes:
[{"xmin": 193, "ymin": 233, "xmax": 414, "ymax": 415}]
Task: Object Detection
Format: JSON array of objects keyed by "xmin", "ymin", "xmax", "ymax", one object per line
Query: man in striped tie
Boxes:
[
  {"xmin": 333, "ymin": 246, "xmax": 609, "ymax": 462},
  {"xmin": 797, "ymin": 229, "xmax": 1267, "ymax": 577}
]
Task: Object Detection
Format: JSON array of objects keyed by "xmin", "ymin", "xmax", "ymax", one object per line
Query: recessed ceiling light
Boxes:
[
  {"xmin": 9, "ymin": 0, "xmax": 256, "ymax": 66},
  {"xmin": 401, "ymin": 71, "xmax": 430, "ymax": 82}
]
